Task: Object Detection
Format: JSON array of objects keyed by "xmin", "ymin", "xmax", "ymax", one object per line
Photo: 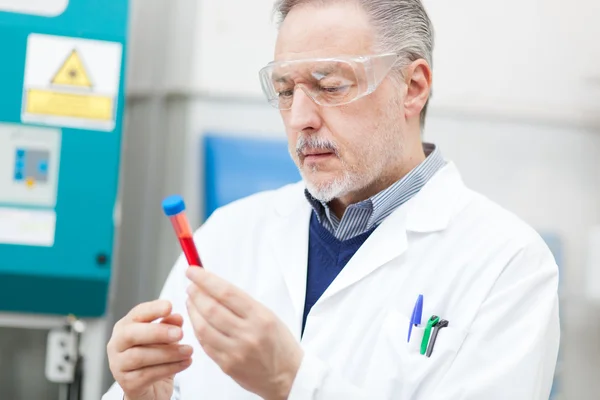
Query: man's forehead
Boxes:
[{"xmin": 274, "ymin": 2, "xmax": 374, "ymax": 62}]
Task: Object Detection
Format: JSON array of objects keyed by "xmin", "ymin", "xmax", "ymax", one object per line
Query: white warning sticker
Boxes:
[
  {"xmin": 0, "ymin": 0, "xmax": 68, "ymax": 17},
  {"xmin": 0, "ymin": 207, "xmax": 56, "ymax": 247},
  {"xmin": 21, "ymin": 33, "xmax": 123, "ymax": 132}
]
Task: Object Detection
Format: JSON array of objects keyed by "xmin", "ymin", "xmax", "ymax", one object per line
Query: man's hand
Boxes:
[
  {"xmin": 185, "ymin": 267, "xmax": 303, "ymax": 400},
  {"xmin": 107, "ymin": 300, "xmax": 194, "ymax": 400}
]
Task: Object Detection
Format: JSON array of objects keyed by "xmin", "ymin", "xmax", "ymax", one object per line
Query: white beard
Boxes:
[
  {"xmin": 302, "ymin": 167, "xmax": 357, "ymax": 203},
  {"xmin": 292, "ymin": 134, "xmax": 359, "ymax": 202},
  {"xmin": 292, "ymin": 98, "xmax": 403, "ymax": 203}
]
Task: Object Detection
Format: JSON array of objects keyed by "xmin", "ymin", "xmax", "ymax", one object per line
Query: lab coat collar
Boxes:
[
  {"xmin": 404, "ymin": 161, "xmax": 469, "ymax": 233},
  {"xmin": 273, "ymin": 161, "xmax": 467, "ymax": 233},
  {"xmin": 270, "ymin": 162, "xmax": 468, "ymax": 335}
]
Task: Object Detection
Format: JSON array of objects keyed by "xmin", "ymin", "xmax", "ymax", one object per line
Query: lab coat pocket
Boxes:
[
  {"xmin": 381, "ymin": 310, "xmax": 465, "ymax": 398},
  {"xmin": 406, "ymin": 323, "xmax": 425, "ymax": 354},
  {"xmin": 383, "ymin": 310, "xmax": 428, "ymax": 358}
]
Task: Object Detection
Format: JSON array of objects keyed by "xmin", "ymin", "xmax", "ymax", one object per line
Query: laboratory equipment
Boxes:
[
  {"xmin": 0, "ymin": 1, "xmax": 128, "ymax": 398},
  {"xmin": 0, "ymin": 0, "xmax": 128, "ymax": 317},
  {"xmin": 45, "ymin": 315, "xmax": 86, "ymax": 400},
  {"xmin": 163, "ymin": 195, "xmax": 202, "ymax": 267}
]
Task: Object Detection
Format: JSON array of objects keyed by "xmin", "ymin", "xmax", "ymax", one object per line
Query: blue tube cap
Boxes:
[{"xmin": 162, "ymin": 195, "xmax": 186, "ymax": 216}]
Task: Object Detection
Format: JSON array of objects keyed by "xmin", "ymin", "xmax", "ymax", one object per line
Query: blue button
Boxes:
[
  {"xmin": 16, "ymin": 149, "xmax": 25, "ymax": 158},
  {"xmin": 14, "ymin": 172, "xmax": 23, "ymax": 181},
  {"xmin": 15, "ymin": 160, "xmax": 24, "ymax": 169},
  {"xmin": 38, "ymin": 160, "xmax": 48, "ymax": 173}
]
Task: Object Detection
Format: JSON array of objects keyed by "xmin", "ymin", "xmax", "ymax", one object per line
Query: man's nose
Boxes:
[{"xmin": 286, "ymin": 86, "xmax": 322, "ymax": 133}]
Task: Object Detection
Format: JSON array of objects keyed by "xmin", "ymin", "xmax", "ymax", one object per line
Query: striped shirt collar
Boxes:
[{"xmin": 305, "ymin": 143, "xmax": 445, "ymax": 241}]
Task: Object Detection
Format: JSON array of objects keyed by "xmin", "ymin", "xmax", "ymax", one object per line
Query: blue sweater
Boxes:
[{"xmin": 302, "ymin": 212, "xmax": 377, "ymax": 333}]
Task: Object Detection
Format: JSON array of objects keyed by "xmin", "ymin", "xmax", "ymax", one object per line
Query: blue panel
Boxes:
[
  {"xmin": 539, "ymin": 232, "xmax": 563, "ymax": 288},
  {"xmin": 539, "ymin": 232, "xmax": 563, "ymax": 266},
  {"xmin": 203, "ymin": 134, "xmax": 301, "ymax": 219},
  {"xmin": 0, "ymin": 0, "xmax": 128, "ymax": 316},
  {"xmin": 538, "ymin": 231, "xmax": 563, "ymax": 400}
]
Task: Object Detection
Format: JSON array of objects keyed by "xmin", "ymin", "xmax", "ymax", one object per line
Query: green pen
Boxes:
[{"xmin": 420, "ymin": 315, "xmax": 440, "ymax": 355}]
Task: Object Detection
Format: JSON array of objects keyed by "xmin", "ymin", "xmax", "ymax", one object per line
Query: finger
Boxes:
[
  {"xmin": 186, "ymin": 267, "xmax": 252, "ymax": 318},
  {"xmin": 187, "ymin": 285, "xmax": 240, "ymax": 335},
  {"xmin": 186, "ymin": 298, "xmax": 232, "ymax": 351},
  {"xmin": 126, "ymin": 300, "xmax": 172, "ymax": 323},
  {"xmin": 159, "ymin": 313, "xmax": 184, "ymax": 327},
  {"xmin": 121, "ymin": 358, "xmax": 192, "ymax": 392},
  {"xmin": 120, "ymin": 343, "xmax": 193, "ymax": 372},
  {"xmin": 115, "ymin": 322, "xmax": 183, "ymax": 352}
]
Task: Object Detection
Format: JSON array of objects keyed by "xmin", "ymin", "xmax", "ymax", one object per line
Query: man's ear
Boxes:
[{"xmin": 403, "ymin": 59, "xmax": 432, "ymax": 121}]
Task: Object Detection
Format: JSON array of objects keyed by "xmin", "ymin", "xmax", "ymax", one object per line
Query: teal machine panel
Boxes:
[{"xmin": 0, "ymin": 1, "xmax": 128, "ymax": 317}]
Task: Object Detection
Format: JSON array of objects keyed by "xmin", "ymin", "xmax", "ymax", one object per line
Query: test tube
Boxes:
[{"xmin": 162, "ymin": 195, "xmax": 202, "ymax": 267}]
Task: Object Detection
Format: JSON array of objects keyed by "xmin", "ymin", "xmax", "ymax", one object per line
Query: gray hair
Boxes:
[{"xmin": 273, "ymin": 0, "xmax": 434, "ymax": 127}]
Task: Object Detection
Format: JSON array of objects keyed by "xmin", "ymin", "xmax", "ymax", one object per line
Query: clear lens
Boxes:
[{"xmin": 258, "ymin": 53, "xmax": 399, "ymax": 110}]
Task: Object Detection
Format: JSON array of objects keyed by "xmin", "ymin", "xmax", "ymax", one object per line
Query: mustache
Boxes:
[{"xmin": 296, "ymin": 134, "xmax": 339, "ymax": 158}]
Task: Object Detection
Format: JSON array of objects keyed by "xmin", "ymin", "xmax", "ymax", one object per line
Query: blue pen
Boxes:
[{"xmin": 407, "ymin": 294, "xmax": 423, "ymax": 342}]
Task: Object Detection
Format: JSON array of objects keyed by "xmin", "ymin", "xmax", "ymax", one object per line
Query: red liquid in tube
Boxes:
[{"xmin": 179, "ymin": 235, "xmax": 202, "ymax": 266}]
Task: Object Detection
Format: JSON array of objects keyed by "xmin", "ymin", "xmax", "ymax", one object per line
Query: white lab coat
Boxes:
[{"xmin": 103, "ymin": 162, "xmax": 560, "ymax": 400}]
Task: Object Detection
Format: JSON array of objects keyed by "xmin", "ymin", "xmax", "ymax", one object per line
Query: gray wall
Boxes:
[{"xmin": 0, "ymin": 327, "xmax": 60, "ymax": 400}]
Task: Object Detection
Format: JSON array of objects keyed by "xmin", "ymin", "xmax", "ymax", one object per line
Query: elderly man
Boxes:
[{"xmin": 103, "ymin": 0, "xmax": 560, "ymax": 399}]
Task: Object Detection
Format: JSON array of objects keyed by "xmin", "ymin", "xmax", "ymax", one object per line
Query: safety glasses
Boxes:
[{"xmin": 258, "ymin": 53, "xmax": 400, "ymax": 110}]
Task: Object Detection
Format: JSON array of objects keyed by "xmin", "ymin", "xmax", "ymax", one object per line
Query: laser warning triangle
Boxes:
[{"xmin": 51, "ymin": 49, "xmax": 92, "ymax": 88}]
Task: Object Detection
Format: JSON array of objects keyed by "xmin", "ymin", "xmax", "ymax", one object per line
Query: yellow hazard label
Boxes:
[
  {"xmin": 26, "ymin": 89, "xmax": 113, "ymax": 121},
  {"xmin": 51, "ymin": 49, "xmax": 93, "ymax": 88},
  {"xmin": 22, "ymin": 34, "xmax": 123, "ymax": 130}
]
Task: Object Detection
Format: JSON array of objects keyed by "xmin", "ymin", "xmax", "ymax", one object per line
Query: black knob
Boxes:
[{"xmin": 96, "ymin": 253, "xmax": 108, "ymax": 266}]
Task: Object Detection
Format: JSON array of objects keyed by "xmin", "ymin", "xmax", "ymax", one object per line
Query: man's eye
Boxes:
[
  {"xmin": 320, "ymin": 85, "xmax": 350, "ymax": 93},
  {"xmin": 277, "ymin": 89, "xmax": 294, "ymax": 97}
]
